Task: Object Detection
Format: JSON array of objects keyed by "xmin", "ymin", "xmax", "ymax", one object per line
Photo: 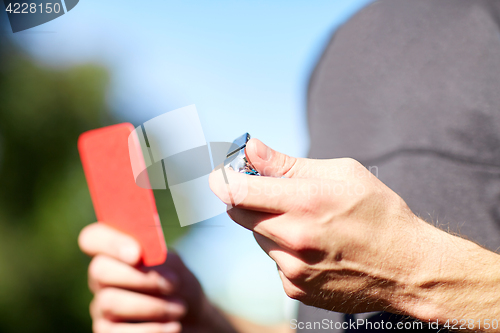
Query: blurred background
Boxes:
[{"xmin": 0, "ymin": 1, "xmax": 372, "ymax": 332}]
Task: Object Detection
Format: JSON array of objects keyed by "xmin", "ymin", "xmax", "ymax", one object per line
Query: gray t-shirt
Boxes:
[{"xmin": 298, "ymin": 0, "xmax": 500, "ymax": 331}]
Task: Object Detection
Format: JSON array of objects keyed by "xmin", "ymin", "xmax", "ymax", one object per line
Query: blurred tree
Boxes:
[{"xmin": 0, "ymin": 35, "xmax": 184, "ymax": 332}]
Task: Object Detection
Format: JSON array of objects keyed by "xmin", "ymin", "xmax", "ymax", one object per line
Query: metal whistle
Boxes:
[{"xmin": 224, "ymin": 133, "xmax": 260, "ymax": 176}]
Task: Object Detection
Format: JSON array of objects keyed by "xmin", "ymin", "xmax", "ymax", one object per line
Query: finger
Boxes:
[
  {"xmin": 247, "ymin": 139, "xmax": 367, "ymax": 181},
  {"xmin": 88, "ymin": 255, "xmax": 178, "ymax": 295},
  {"xmin": 79, "ymin": 223, "xmax": 141, "ymax": 265},
  {"xmin": 277, "ymin": 268, "xmax": 308, "ymax": 301},
  {"xmin": 227, "ymin": 207, "xmax": 297, "ymax": 249},
  {"xmin": 210, "ymin": 168, "xmax": 316, "ymax": 213},
  {"xmin": 92, "ymin": 288, "xmax": 186, "ymax": 322},
  {"xmin": 230, "ymin": 208, "xmax": 319, "ymax": 262},
  {"xmin": 255, "ymin": 232, "xmax": 316, "ymax": 287},
  {"xmin": 245, "ymin": 138, "xmax": 303, "ymax": 178},
  {"xmin": 93, "ymin": 319, "xmax": 182, "ymax": 333},
  {"xmin": 226, "ymin": 206, "xmax": 278, "ymax": 231}
]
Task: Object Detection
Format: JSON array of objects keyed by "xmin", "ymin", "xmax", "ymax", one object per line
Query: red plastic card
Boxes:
[{"xmin": 78, "ymin": 123, "xmax": 167, "ymax": 266}]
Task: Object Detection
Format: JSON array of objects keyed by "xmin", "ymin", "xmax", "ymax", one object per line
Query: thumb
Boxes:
[{"xmin": 245, "ymin": 138, "xmax": 305, "ymax": 178}]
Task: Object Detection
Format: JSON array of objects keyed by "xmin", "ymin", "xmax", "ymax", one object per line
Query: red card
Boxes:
[{"xmin": 78, "ymin": 123, "xmax": 167, "ymax": 266}]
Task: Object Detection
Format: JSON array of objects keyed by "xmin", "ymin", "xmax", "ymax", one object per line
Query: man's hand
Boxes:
[
  {"xmin": 78, "ymin": 223, "xmax": 237, "ymax": 333},
  {"xmin": 210, "ymin": 139, "xmax": 500, "ymax": 328}
]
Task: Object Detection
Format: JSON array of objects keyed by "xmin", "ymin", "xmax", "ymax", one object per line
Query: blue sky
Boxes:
[
  {"xmin": 7, "ymin": 0, "xmax": 372, "ymax": 157},
  {"xmin": 4, "ymin": 0, "xmax": 373, "ymax": 323}
]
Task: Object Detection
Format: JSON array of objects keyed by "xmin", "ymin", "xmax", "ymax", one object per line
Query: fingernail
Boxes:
[
  {"xmin": 161, "ymin": 322, "xmax": 181, "ymax": 333},
  {"xmin": 157, "ymin": 271, "xmax": 178, "ymax": 295},
  {"xmin": 255, "ymin": 139, "xmax": 271, "ymax": 161},
  {"xmin": 119, "ymin": 245, "xmax": 139, "ymax": 263},
  {"xmin": 157, "ymin": 277, "xmax": 171, "ymax": 295},
  {"xmin": 166, "ymin": 299, "xmax": 187, "ymax": 316}
]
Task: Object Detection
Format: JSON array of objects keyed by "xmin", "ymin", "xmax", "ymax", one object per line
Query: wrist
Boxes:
[{"xmin": 392, "ymin": 223, "xmax": 500, "ymax": 329}]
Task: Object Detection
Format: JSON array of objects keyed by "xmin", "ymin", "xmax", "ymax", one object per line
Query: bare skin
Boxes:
[
  {"xmin": 78, "ymin": 137, "xmax": 500, "ymax": 332},
  {"xmin": 79, "ymin": 223, "xmax": 293, "ymax": 333},
  {"xmin": 209, "ymin": 138, "xmax": 500, "ymax": 332}
]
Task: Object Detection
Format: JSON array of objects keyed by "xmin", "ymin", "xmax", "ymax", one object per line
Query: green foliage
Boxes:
[{"xmin": 0, "ymin": 40, "xmax": 185, "ymax": 332}]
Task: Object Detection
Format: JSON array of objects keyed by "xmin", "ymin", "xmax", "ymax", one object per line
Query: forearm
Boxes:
[{"xmin": 391, "ymin": 221, "xmax": 500, "ymax": 331}]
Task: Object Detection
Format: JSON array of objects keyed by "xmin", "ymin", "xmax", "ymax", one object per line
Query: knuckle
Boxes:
[
  {"xmin": 281, "ymin": 155, "xmax": 298, "ymax": 177},
  {"xmin": 336, "ymin": 157, "xmax": 363, "ymax": 179},
  {"xmin": 280, "ymin": 259, "xmax": 308, "ymax": 282},
  {"xmin": 303, "ymin": 194, "xmax": 322, "ymax": 213},
  {"xmin": 282, "ymin": 279, "xmax": 305, "ymax": 300},
  {"xmin": 284, "ymin": 286, "xmax": 301, "ymax": 300},
  {"xmin": 343, "ymin": 157, "xmax": 361, "ymax": 168},
  {"xmin": 283, "ymin": 228, "xmax": 312, "ymax": 252}
]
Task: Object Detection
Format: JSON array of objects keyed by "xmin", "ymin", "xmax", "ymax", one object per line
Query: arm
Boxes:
[
  {"xmin": 78, "ymin": 223, "xmax": 293, "ymax": 333},
  {"xmin": 401, "ymin": 229, "xmax": 500, "ymax": 329},
  {"xmin": 210, "ymin": 138, "xmax": 500, "ymax": 331}
]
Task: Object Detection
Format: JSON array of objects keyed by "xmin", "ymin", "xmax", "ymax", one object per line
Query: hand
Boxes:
[
  {"xmin": 209, "ymin": 139, "xmax": 479, "ymax": 317},
  {"xmin": 78, "ymin": 223, "xmax": 236, "ymax": 333}
]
